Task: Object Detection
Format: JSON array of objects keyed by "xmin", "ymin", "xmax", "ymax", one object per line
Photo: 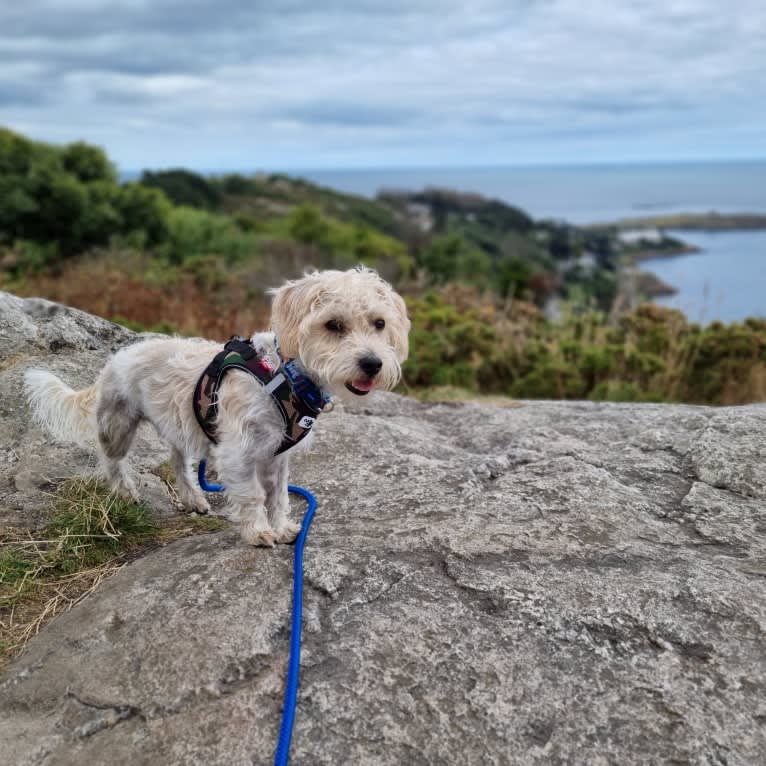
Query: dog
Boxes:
[{"xmin": 24, "ymin": 267, "xmax": 410, "ymax": 546}]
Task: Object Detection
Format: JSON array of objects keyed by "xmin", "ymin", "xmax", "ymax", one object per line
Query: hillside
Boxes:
[
  {"xmin": 1, "ymin": 125, "xmax": 684, "ymax": 318},
  {"xmin": 614, "ymin": 211, "xmax": 766, "ymax": 231},
  {"xmin": 2, "ymin": 127, "xmax": 766, "ymax": 406}
]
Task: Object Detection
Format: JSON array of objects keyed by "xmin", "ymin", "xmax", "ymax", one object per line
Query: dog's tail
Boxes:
[{"xmin": 24, "ymin": 368, "xmax": 97, "ymax": 447}]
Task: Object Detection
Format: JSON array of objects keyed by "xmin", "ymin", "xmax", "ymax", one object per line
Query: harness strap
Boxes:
[{"xmin": 193, "ymin": 337, "xmax": 323, "ymax": 456}]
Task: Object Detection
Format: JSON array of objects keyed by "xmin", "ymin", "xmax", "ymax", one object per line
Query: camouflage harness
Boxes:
[{"xmin": 193, "ymin": 337, "xmax": 327, "ymax": 456}]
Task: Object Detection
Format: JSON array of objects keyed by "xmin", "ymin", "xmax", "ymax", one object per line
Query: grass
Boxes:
[{"xmin": 0, "ymin": 476, "xmax": 228, "ymax": 670}]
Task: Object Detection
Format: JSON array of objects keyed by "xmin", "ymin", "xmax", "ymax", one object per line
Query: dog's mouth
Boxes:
[{"xmin": 345, "ymin": 378, "xmax": 375, "ymax": 396}]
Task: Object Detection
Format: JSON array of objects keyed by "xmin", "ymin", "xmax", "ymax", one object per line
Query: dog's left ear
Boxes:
[
  {"xmin": 269, "ymin": 274, "xmax": 325, "ymax": 359},
  {"xmin": 388, "ymin": 290, "xmax": 411, "ymax": 362}
]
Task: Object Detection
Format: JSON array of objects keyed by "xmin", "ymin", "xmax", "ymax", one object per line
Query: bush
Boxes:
[
  {"xmin": 417, "ymin": 233, "xmax": 492, "ymax": 289},
  {"xmin": 140, "ymin": 169, "xmax": 222, "ymax": 210},
  {"xmin": 0, "ymin": 128, "xmax": 173, "ymax": 264},
  {"xmin": 160, "ymin": 206, "xmax": 259, "ymax": 265},
  {"xmin": 403, "ymin": 292, "xmax": 496, "ymax": 389},
  {"xmin": 276, "ymin": 203, "xmax": 412, "ymax": 278},
  {"xmin": 402, "ymin": 290, "xmax": 766, "ymax": 405}
]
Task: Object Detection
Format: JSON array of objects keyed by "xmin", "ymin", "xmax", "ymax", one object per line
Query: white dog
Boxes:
[{"xmin": 24, "ymin": 267, "xmax": 410, "ymax": 546}]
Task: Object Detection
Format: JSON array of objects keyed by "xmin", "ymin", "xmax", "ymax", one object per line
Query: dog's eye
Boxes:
[
  {"xmin": 373, "ymin": 319, "xmax": 385, "ymax": 330},
  {"xmin": 325, "ymin": 319, "xmax": 344, "ymax": 333}
]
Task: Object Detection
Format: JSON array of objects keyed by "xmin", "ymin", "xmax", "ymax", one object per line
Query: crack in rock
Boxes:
[{"xmin": 64, "ymin": 690, "xmax": 143, "ymax": 738}]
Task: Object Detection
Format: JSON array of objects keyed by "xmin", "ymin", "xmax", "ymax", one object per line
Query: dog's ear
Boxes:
[
  {"xmin": 269, "ymin": 274, "xmax": 325, "ymax": 359},
  {"xmin": 387, "ymin": 290, "xmax": 411, "ymax": 362}
]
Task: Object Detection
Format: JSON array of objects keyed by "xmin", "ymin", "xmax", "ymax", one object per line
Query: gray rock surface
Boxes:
[{"xmin": 1, "ymin": 290, "xmax": 766, "ymax": 765}]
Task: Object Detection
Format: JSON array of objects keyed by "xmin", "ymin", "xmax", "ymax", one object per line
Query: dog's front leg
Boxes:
[
  {"xmin": 261, "ymin": 454, "xmax": 301, "ymax": 544},
  {"xmin": 170, "ymin": 447, "xmax": 211, "ymax": 515},
  {"xmin": 215, "ymin": 438, "xmax": 276, "ymax": 547}
]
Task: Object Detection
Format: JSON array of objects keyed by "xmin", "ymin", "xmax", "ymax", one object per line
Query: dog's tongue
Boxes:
[{"xmin": 352, "ymin": 378, "xmax": 375, "ymax": 392}]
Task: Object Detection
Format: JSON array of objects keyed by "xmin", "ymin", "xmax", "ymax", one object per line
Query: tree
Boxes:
[
  {"xmin": 0, "ymin": 128, "xmax": 173, "ymax": 262},
  {"xmin": 61, "ymin": 142, "xmax": 116, "ymax": 183},
  {"xmin": 140, "ymin": 169, "xmax": 222, "ymax": 210}
]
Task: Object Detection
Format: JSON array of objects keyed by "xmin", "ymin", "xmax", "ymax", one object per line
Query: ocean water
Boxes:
[
  {"xmin": 644, "ymin": 230, "xmax": 765, "ymax": 323},
  {"xmin": 303, "ymin": 161, "xmax": 766, "ymax": 323},
  {"xmin": 303, "ymin": 161, "xmax": 766, "ymax": 225}
]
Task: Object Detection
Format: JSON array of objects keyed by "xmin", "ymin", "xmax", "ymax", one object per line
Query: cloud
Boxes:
[
  {"xmin": 277, "ymin": 102, "xmax": 422, "ymax": 128},
  {"xmin": 1, "ymin": 1, "xmax": 765, "ymax": 168}
]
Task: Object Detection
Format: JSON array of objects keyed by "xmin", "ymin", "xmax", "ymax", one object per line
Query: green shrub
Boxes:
[
  {"xmin": 0, "ymin": 128, "xmax": 172, "ymax": 263},
  {"xmin": 403, "ymin": 293, "xmax": 496, "ymax": 389},
  {"xmin": 140, "ymin": 169, "xmax": 223, "ymax": 209},
  {"xmin": 160, "ymin": 206, "xmax": 259, "ymax": 264},
  {"xmin": 403, "ymin": 291, "xmax": 766, "ymax": 405}
]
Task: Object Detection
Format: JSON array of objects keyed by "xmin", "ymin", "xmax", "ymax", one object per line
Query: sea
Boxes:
[{"xmin": 300, "ymin": 161, "xmax": 766, "ymax": 323}]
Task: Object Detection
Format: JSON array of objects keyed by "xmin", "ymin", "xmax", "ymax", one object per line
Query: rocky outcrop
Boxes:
[
  {"xmin": 1, "ymin": 291, "xmax": 765, "ymax": 765},
  {"xmin": 0, "ymin": 292, "xmax": 172, "ymax": 530}
]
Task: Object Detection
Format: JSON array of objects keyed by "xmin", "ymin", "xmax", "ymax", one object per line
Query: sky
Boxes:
[{"xmin": 1, "ymin": 0, "xmax": 765, "ymax": 172}]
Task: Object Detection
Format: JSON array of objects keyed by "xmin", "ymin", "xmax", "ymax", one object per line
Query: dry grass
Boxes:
[
  {"xmin": 0, "ymin": 476, "xmax": 228, "ymax": 671},
  {"xmin": 10, "ymin": 250, "xmax": 271, "ymax": 340},
  {"xmin": 720, "ymin": 363, "xmax": 766, "ymax": 406},
  {"xmin": 0, "ymin": 560, "xmax": 124, "ymax": 664}
]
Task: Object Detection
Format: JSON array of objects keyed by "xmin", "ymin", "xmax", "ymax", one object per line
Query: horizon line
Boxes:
[{"xmin": 120, "ymin": 156, "xmax": 766, "ymax": 177}]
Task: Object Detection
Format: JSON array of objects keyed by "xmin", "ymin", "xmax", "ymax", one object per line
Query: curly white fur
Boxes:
[{"xmin": 23, "ymin": 267, "xmax": 410, "ymax": 546}]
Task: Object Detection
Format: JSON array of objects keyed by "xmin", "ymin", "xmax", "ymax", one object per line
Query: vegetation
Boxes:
[
  {"xmin": 615, "ymin": 212, "xmax": 766, "ymax": 231},
  {"xmin": 1, "ymin": 126, "xmax": 765, "ymax": 405},
  {"xmin": 0, "ymin": 477, "xmax": 228, "ymax": 669},
  {"xmin": 0, "ymin": 128, "xmax": 170, "ymax": 269},
  {"xmin": 403, "ymin": 288, "xmax": 766, "ymax": 405}
]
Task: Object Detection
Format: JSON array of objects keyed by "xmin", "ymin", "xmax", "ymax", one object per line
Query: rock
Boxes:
[
  {"xmin": 0, "ymin": 293, "xmax": 172, "ymax": 528},
  {"xmin": 1, "ymin": 290, "xmax": 766, "ymax": 765}
]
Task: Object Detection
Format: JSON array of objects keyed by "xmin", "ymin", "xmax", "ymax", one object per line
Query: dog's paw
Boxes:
[
  {"xmin": 179, "ymin": 494, "xmax": 212, "ymax": 516},
  {"xmin": 274, "ymin": 520, "xmax": 302, "ymax": 544},
  {"xmin": 240, "ymin": 520, "xmax": 277, "ymax": 547},
  {"xmin": 115, "ymin": 482, "xmax": 141, "ymax": 505}
]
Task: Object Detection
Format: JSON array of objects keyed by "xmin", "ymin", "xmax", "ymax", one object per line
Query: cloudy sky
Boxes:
[{"xmin": 2, "ymin": 1, "xmax": 765, "ymax": 171}]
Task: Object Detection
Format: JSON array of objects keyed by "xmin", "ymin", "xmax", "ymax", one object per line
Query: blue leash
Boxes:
[
  {"xmin": 197, "ymin": 460, "xmax": 317, "ymax": 766},
  {"xmin": 197, "ymin": 460, "xmax": 225, "ymax": 492}
]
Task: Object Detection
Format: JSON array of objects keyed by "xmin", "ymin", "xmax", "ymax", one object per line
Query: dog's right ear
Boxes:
[{"xmin": 269, "ymin": 274, "xmax": 325, "ymax": 359}]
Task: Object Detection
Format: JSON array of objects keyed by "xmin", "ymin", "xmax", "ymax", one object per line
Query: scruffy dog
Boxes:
[{"xmin": 24, "ymin": 267, "xmax": 410, "ymax": 546}]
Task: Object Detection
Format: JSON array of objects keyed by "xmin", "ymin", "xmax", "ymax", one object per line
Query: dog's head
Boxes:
[{"xmin": 269, "ymin": 267, "xmax": 410, "ymax": 399}]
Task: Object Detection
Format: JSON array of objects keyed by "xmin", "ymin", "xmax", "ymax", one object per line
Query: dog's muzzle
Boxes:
[{"xmin": 345, "ymin": 354, "xmax": 382, "ymax": 395}]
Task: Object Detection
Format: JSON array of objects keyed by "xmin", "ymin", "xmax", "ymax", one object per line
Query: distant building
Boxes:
[
  {"xmin": 406, "ymin": 202, "xmax": 433, "ymax": 232},
  {"xmin": 619, "ymin": 228, "xmax": 663, "ymax": 245},
  {"xmin": 559, "ymin": 250, "xmax": 598, "ymax": 275}
]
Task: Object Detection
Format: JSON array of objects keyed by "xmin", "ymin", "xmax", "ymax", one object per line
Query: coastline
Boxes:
[
  {"xmin": 630, "ymin": 227, "xmax": 766, "ymax": 322},
  {"xmin": 629, "ymin": 244, "xmax": 700, "ymax": 262},
  {"xmin": 634, "ymin": 269, "xmax": 678, "ymax": 298},
  {"xmin": 608, "ymin": 212, "xmax": 766, "ymax": 306},
  {"xmin": 614, "ymin": 211, "xmax": 766, "ymax": 231}
]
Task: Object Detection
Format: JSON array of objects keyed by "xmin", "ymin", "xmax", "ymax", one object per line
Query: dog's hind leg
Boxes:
[
  {"xmin": 96, "ymin": 401, "xmax": 141, "ymax": 503},
  {"xmin": 169, "ymin": 446, "xmax": 211, "ymax": 515},
  {"xmin": 261, "ymin": 455, "xmax": 301, "ymax": 543}
]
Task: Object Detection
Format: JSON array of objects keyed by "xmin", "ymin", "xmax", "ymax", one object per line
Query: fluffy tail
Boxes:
[{"xmin": 24, "ymin": 368, "xmax": 97, "ymax": 447}]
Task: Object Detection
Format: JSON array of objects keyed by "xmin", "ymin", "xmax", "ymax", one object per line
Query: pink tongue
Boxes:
[{"xmin": 352, "ymin": 378, "xmax": 375, "ymax": 392}]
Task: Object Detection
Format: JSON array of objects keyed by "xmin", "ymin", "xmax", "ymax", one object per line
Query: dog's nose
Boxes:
[{"xmin": 358, "ymin": 355, "xmax": 383, "ymax": 377}]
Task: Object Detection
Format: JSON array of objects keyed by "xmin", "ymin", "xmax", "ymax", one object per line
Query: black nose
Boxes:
[{"xmin": 358, "ymin": 355, "xmax": 383, "ymax": 377}]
